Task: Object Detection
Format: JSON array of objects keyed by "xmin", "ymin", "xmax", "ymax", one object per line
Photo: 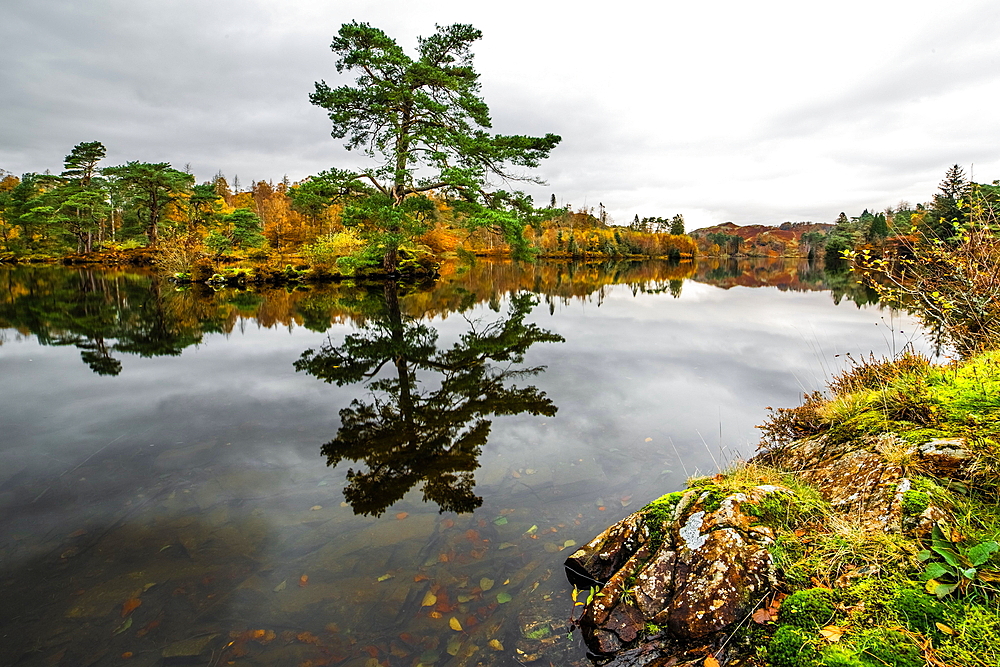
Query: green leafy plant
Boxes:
[{"xmin": 919, "ymin": 520, "xmax": 1000, "ymax": 597}]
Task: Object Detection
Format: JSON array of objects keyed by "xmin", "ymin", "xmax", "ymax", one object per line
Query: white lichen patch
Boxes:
[{"xmin": 679, "ymin": 511, "xmax": 707, "ymax": 550}]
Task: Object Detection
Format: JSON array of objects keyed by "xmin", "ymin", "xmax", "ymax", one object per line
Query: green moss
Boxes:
[
  {"xmin": 855, "ymin": 629, "xmax": 923, "ymax": 667},
  {"xmin": 899, "ymin": 427, "xmax": 952, "ymax": 444},
  {"xmin": 938, "ymin": 601, "xmax": 1000, "ymax": 667},
  {"xmin": 900, "ymin": 490, "xmax": 929, "ymax": 517},
  {"xmin": 818, "ymin": 646, "xmax": 864, "ymax": 667},
  {"xmin": 767, "ymin": 625, "xmax": 819, "ymax": 667},
  {"xmin": 641, "ymin": 491, "xmax": 685, "ymax": 552},
  {"xmin": 698, "ymin": 484, "xmax": 728, "ymax": 512},
  {"xmin": 889, "ymin": 587, "xmax": 946, "ymax": 635},
  {"xmin": 643, "ymin": 621, "xmax": 662, "ymax": 636},
  {"xmin": 780, "ymin": 589, "xmax": 835, "ymax": 630},
  {"xmin": 928, "ymin": 351, "xmax": 1000, "ymax": 423}
]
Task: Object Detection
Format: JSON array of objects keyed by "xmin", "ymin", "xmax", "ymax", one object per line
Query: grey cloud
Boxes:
[{"xmin": 760, "ymin": 4, "xmax": 1000, "ymax": 141}]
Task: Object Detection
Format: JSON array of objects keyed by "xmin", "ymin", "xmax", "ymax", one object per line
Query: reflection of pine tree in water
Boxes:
[
  {"xmin": 0, "ymin": 267, "xmax": 216, "ymax": 375},
  {"xmin": 295, "ymin": 284, "xmax": 563, "ymax": 517}
]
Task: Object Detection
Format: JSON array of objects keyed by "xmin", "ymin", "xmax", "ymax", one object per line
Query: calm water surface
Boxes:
[{"xmin": 0, "ymin": 259, "xmax": 931, "ymax": 667}]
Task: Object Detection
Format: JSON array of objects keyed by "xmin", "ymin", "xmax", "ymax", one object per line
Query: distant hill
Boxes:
[{"xmin": 689, "ymin": 221, "xmax": 833, "ymax": 258}]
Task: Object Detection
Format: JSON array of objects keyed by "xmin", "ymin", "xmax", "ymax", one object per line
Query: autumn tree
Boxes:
[{"xmin": 310, "ymin": 21, "xmax": 561, "ymax": 271}]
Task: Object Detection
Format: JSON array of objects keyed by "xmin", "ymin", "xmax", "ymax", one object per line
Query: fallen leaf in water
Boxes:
[
  {"xmin": 704, "ymin": 656, "xmax": 719, "ymax": 667},
  {"xmin": 377, "ymin": 574, "xmax": 394, "ymax": 582},
  {"xmin": 503, "ymin": 579, "xmax": 510, "ymax": 585},
  {"xmin": 252, "ymin": 629, "xmax": 276, "ymax": 643},
  {"xmin": 496, "ymin": 592, "xmax": 512, "ymax": 604},
  {"xmin": 525, "ymin": 468, "xmax": 536, "ymax": 475},
  {"xmin": 112, "ymin": 617, "xmax": 132, "ymax": 636},
  {"xmin": 438, "ymin": 553, "xmax": 449, "ymax": 563},
  {"xmin": 500, "ymin": 508, "xmax": 516, "ymax": 515},
  {"xmin": 441, "ymin": 518, "xmax": 455, "ymax": 529},
  {"xmin": 449, "ymin": 617, "xmax": 463, "ymax": 631},
  {"xmin": 511, "ymin": 470, "xmax": 521, "ymax": 478},
  {"xmin": 819, "ymin": 626, "xmax": 845, "ymax": 642},
  {"xmin": 396, "ymin": 512, "xmax": 409, "ymax": 520},
  {"xmin": 299, "ymin": 575, "xmax": 309, "ymax": 587},
  {"xmin": 310, "ymin": 505, "xmax": 322, "ymax": 511},
  {"xmin": 414, "ymin": 574, "xmax": 429, "ymax": 582},
  {"xmin": 421, "ymin": 592, "xmax": 438, "ymax": 607},
  {"xmin": 524, "ymin": 525, "xmax": 538, "ymax": 535},
  {"xmin": 363, "ymin": 645, "xmax": 380, "ymax": 658},
  {"xmin": 121, "ymin": 652, "xmax": 133, "ymax": 659},
  {"xmin": 645, "ymin": 437, "xmax": 653, "ymax": 442},
  {"xmin": 563, "ymin": 540, "xmax": 577, "ymax": 549},
  {"xmin": 457, "ymin": 594, "xmax": 475, "ymax": 603},
  {"xmin": 447, "ymin": 636, "xmax": 463, "ymax": 655},
  {"xmin": 498, "ymin": 542, "xmax": 517, "ymax": 550},
  {"xmin": 135, "ymin": 618, "xmax": 160, "ymax": 638},
  {"xmin": 296, "ymin": 631, "xmax": 320, "ymax": 644},
  {"xmin": 493, "ymin": 517, "xmax": 508, "ymax": 526},
  {"xmin": 68, "ymin": 529, "xmax": 87, "ymax": 538},
  {"xmin": 480, "ymin": 578, "xmax": 495, "ymax": 591},
  {"xmin": 489, "ymin": 639, "xmax": 504, "ymax": 651},
  {"xmin": 620, "ymin": 496, "xmax": 633, "ymax": 507},
  {"xmin": 429, "ymin": 611, "xmax": 443, "ymax": 619},
  {"xmin": 273, "ymin": 580, "xmax": 287, "ymax": 592},
  {"xmin": 340, "ymin": 501, "xmax": 349, "ymax": 507},
  {"xmin": 121, "ymin": 598, "xmax": 141, "ymax": 617},
  {"xmin": 598, "ymin": 506, "xmax": 607, "ymax": 511},
  {"xmin": 544, "ymin": 543, "xmax": 560, "ymax": 553}
]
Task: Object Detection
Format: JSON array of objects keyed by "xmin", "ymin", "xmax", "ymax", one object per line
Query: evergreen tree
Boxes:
[
  {"xmin": 103, "ymin": 162, "xmax": 194, "ymax": 245},
  {"xmin": 309, "ymin": 21, "xmax": 560, "ymax": 270},
  {"xmin": 867, "ymin": 212, "xmax": 888, "ymax": 242},
  {"xmin": 929, "ymin": 164, "xmax": 970, "ymax": 238},
  {"xmin": 669, "ymin": 213, "xmax": 685, "ymax": 235},
  {"xmin": 61, "ymin": 141, "xmax": 106, "ymax": 187}
]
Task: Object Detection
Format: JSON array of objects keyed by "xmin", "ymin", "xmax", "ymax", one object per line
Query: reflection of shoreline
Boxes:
[{"xmin": 0, "ymin": 259, "xmax": 882, "ymax": 375}]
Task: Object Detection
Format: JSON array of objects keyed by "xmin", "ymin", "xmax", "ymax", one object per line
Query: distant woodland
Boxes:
[{"xmin": 1, "ymin": 148, "xmax": 996, "ymax": 278}]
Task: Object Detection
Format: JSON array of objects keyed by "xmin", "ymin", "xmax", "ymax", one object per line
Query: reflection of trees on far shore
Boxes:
[
  {"xmin": 1, "ymin": 259, "xmax": 883, "ymax": 378},
  {"xmin": 0, "ymin": 266, "xmax": 217, "ymax": 375},
  {"xmin": 295, "ymin": 285, "xmax": 563, "ymax": 517}
]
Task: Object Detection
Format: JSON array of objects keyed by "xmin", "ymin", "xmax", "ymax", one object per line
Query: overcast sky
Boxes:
[{"xmin": 2, "ymin": 0, "xmax": 999, "ymax": 228}]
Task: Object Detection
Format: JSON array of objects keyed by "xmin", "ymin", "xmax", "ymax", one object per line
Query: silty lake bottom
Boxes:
[{"xmin": 0, "ymin": 258, "xmax": 935, "ymax": 667}]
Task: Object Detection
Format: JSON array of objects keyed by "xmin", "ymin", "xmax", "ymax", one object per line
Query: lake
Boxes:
[{"xmin": 0, "ymin": 258, "xmax": 932, "ymax": 667}]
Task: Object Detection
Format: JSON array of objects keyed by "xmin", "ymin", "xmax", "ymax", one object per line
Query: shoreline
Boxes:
[{"xmin": 567, "ymin": 351, "xmax": 1000, "ymax": 666}]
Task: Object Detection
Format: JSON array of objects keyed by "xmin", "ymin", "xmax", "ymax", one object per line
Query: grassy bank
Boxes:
[{"xmin": 705, "ymin": 350, "xmax": 1000, "ymax": 666}]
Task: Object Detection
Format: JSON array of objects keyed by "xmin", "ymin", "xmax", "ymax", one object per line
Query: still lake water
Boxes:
[{"xmin": 0, "ymin": 259, "xmax": 932, "ymax": 667}]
